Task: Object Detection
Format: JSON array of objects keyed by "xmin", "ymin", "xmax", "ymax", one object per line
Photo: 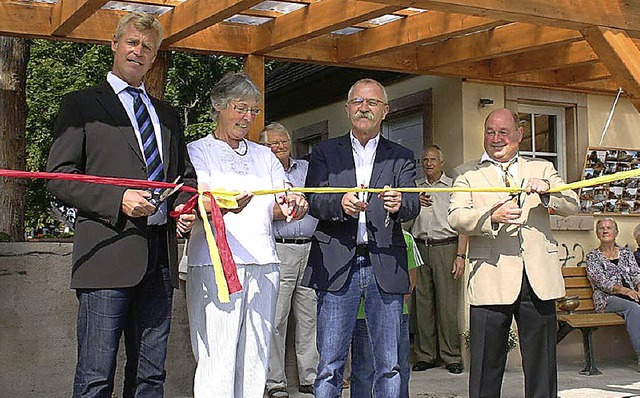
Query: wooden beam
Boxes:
[
  {"xmin": 159, "ymin": 0, "xmax": 262, "ymax": 46},
  {"xmin": 366, "ymin": 0, "xmax": 640, "ymax": 36},
  {"xmin": 266, "ymin": 35, "xmax": 339, "ymax": 65},
  {"xmin": 567, "ymin": 79, "xmax": 621, "ymax": 94},
  {"xmin": 416, "ymin": 23, "xmax": 582, "ymax": 70},
  {"xmin": 168, "ymin": 23, "xmax": 252, "ymax": 55},
  {"xmin": 556, "ymin": 63, "xmax": 611, "ymax": 85},
  {"xmin": 250, "ymin": 0, "xmax": 401, "ymax": 54},
  {"xmin": 582, "ymin": 26, "xmax": 640, "ymax": 112},
  {"xmin": 243, "ymin": 55, "xmax": 265, "ymax": 142},
  {"xmin": 337, "ymin": 10, "xmax": 504, "ymax": 61},
  {"xmin": 490, "ymin": 41, "xmax": 598, "ymax": 77},
  {"xmin": 50, "ymin": 0, "xmax": 108, "ymax": 36}
]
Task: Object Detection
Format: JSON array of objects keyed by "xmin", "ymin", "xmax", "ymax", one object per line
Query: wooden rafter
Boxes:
[
  {"xmin": 250, "ymin": 0, "xmax": 402, "ymax": 54},
  {"xmin": 0, "ymin": 0, "xmax": 636, "ymax": 98},
  {"xmin": 50, "ymin": 0, "xmax": 109, "ymax": 36},
  {"xmin": 337, "ymin": 10, "xmax": 504, "ymax": 61},
  {"xmin": 416, "ymin": 23, "xmax": 582, "ymax": 70},
  {"xmin": 582, "ymin": 26, "xmax": 640, "ymax": 111},
  {"xmin": 159, "ymin": 0, "xmax": 263, "ymax": 46},
  {"xmin": 366, "ymin": 0, "xmax": 640, "ymax": 36},
  {"xmin": 490, "ymin": 41, "xmax": 598, "ymax": 77},
  {"xmin": 556, "ymin": 63, "xmax": 611, "ymax": 85}
]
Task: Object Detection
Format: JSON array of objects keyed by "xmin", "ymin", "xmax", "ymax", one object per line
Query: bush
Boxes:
[{"xmin": 461, "ymin": 328, "xmax": 519, "ymax": 352}]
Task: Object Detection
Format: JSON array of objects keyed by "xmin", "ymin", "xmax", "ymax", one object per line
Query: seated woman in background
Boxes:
[
  {"xmin": 586, "ymin": 218, "xmax": 640, "ymax": 372},
  {"xmin": 633, "ymin": 223, "xmax": 640, "ymax": 265}
]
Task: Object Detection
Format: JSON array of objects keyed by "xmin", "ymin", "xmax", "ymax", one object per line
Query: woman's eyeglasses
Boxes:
[{"xmin": 232, "ymin": 103, "xmax": 262, "ymax": 116}]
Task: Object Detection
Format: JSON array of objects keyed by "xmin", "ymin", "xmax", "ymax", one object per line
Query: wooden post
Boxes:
[
  {"xmin": 243, "ymin": 54, "xmax": 265, "ymax": 143},
  {"xmin": 0, "ymin": 37, "xmax": 30, "ymax": 241},
  {"xmin": 143, "ymin": 50, "xmax": 171, "ymax": 100}
]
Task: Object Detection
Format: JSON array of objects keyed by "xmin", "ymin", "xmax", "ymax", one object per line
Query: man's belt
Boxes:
[
  {"xmin": 416, "ymin": 236, "xmax": 458, "ymax": 247},
  {"xmin": 275, "ymin": 238, "xmax": 312, "ymax": 245}
]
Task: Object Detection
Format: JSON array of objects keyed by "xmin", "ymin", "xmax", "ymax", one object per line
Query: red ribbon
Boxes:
[{"xmin": 0, "ymin": 169, "xmax": 197, "ymax": 193}]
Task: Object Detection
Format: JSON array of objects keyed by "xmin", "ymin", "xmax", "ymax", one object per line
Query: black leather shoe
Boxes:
[
  {"xmin": 411, "ymin": 361, "xmax": 437, "ymax": 372},
  {"xmin": 298, "ymin": 384, "xmax": 314, "ymax": 394},
  {"xmin": 446, "ymin": 363, "xmax": 463, "ymax": 374}
]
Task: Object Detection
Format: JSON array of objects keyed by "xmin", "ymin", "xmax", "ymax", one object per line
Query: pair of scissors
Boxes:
[{"xmin": 149, "ymin": 176, "xmax": 184, "ymax": 208}]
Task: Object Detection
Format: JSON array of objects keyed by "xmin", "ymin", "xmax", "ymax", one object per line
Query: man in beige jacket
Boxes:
[{"xmin": 448, "ymin": 108, "xmax": 579, "ymax": 398}]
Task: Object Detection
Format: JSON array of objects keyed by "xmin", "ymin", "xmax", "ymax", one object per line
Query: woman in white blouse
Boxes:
[{"xmin": 186, "ymin": 71, "xmax": 307, "ymax": 398}]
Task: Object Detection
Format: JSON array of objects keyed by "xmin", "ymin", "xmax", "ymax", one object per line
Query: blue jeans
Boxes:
[
  {"xmin": 315, "ymin": 254, "xmax": 404, "ymax": 398},
  {"xmin": 73, "ymin": 235, "xmax": 173, "ymax": 398},
  {"xmin": 351, "ymin": 314, "xmax": 410, "ymax": 398}
]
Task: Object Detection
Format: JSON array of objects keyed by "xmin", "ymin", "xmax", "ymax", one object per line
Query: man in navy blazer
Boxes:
[
  {"xmin": 46, "ymin": 12, "xmax": 196, "ymax": 397},
  {"xmin": 303, "ymin": 78, "xmax": 420, "ymax": 397}
]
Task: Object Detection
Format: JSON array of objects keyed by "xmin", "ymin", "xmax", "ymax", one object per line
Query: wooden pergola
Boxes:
[{"xmin": 2, "ymin": 0, "xmax": 640, "ymax": 130}]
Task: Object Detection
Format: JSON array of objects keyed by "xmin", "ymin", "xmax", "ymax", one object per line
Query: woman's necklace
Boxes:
[
  {"xmin": 212, "ymin": 132, "xmax": 248, "ymax": 156},
  {"xmin": 232, "ymin": 139, "xmax": 248, "ymax": 156}
]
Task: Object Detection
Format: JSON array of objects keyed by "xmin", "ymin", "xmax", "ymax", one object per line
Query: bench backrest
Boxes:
[{"xmin": 560, "ymin": 266, "xmax": 595, "ymax": 312}]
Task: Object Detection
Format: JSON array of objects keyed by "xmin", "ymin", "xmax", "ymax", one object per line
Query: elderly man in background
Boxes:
[
  {"xmin": 448, "ymin": 108, "xmax": 578, "ymax": 398},
  {"xmin": 303, "ymin": 78, "xmax": 420, "ymax": 397},
  {"xmin": 261, "ymin": 122, "xmax": 319, "ymax": 398},
  {"xmin": 409, "ymin": 145, "xmax": 467, "ymax": 375}
]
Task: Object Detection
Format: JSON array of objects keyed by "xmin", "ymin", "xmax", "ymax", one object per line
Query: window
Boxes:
[
  {"xmin": 381, "ymin": 89, "xmax": 433, "ymax": 180},
  {"xmin": 517, "ymin": 104, "xmax": 566, "ymax": 179},
  {"xmin": 291, "ymin": 120, "xmax": 328, "ymax": 160}
]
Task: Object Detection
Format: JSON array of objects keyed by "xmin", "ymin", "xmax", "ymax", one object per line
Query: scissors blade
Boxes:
[{"xmin": 159, "ymin": 182, "xmax": 183, "ymax": 202}]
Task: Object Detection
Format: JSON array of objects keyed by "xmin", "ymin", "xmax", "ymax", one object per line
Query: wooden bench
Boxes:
[{"xmin": 556, "ymin": 266, "xmax": 625, "ymax": 375}]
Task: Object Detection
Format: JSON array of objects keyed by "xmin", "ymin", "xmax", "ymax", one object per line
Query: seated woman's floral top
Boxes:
[{"xmin": 586, "ymin": 247, "xmax": 640, "ymax": 312}]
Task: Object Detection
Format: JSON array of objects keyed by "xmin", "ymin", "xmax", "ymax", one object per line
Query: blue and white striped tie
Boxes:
[{"xmin": 126, "ymin": 87, "xmax": 165, "ymax": 186}]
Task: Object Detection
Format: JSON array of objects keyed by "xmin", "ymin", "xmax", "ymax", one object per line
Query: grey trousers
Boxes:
[
  {"xmin": 411, "ymin": 241, "xmax": 462, "ymax": 365},
  {"xmin": 605, "ymin": 295, "xmax": 640, "ymax": 359},
  {"xmin": 266, "ymin": 242, "xmax": 318, "ymax": 389}
]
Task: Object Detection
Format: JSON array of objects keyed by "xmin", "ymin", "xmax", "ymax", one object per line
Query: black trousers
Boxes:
[{"xmin": 469, "ymin": 273, "xmax": 557, "ymax": 398}]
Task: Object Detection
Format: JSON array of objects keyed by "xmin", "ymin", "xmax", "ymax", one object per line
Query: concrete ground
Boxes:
[{"xmin": 281, "ymin": 360, "xmax": 640, "ymax": 398}]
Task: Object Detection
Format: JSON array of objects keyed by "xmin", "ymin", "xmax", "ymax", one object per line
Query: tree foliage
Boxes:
[
  {"xmin": 23, "ymin": 40, "xmax": 248, "ymax": 231},
  {"xmin": 25, "ymin": 40, "xmax": 112, "ymax": 230}
]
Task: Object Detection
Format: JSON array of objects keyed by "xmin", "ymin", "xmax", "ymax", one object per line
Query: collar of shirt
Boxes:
[
  {"xmin": 418, "ymin": 172, "xmax": 452, "ymax": 187},
  {"xmin": 349, "ymin": 131, "xmax": 380, "ymax": 152},
  {"xmin": 107, "ymin": 72, "xmax": 149, "ymax": 97},
  {"xmin": 481, "ymin": 152, "xmax": 520, "ymax": 181},
  {"xmin": 287, "ymin": 157, "xmax": 299, "ymax": 171}
]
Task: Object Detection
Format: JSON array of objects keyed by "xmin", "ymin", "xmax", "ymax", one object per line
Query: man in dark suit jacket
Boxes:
[
  {"xmin": 46, "ymin": 12, "xmax": 196, "ymax": 398},
  {"xmin": 303, "ymin": 78, "xmax": 420, "ymax": 398}
]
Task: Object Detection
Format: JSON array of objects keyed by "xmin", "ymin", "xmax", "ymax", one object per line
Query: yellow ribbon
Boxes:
[{"xmin": 203, "ymin": 167, "xmax": 640, "ymax": 197}]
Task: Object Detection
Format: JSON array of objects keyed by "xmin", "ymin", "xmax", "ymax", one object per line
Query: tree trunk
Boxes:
[
  {"xmin": 144, "ymin": 50, "xmax": 171, "ymax": 100},
  {"xmin": 0, "ymin": 37, "xmax": 30, "ymax": 241}
]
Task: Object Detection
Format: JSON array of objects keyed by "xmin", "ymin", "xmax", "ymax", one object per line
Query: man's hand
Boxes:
[
  {"xmin": 277, "ymin": 192, "xmax": 308, "ymax": 222},
  {"xmin": 174, "ymin": 203, "xmax": 196, "ymax": 234},
  {"xmin": 419, "ymin": 192, "xmax": 433, "ymax": 207},
  {"xmin": 452, "ymin": 256, "xmax": 465, "ymax": 280},
  {"xmin": 379, "ymin": 187, "xmax": 402, "ymax": 214},
  {"xmin": 122, "ymin": 189, "xmax": 156, "ymax": 218},
  {"xmin": 524, "ymin": 178, "xmax": 550, "ymax": 195},
  {"xmin": 341, "ymin": 191, "xmax": 368, "ymax": 217},
  {"xmin": 490, "ymin": 195, "xmax": 522, "ymax": 225}
]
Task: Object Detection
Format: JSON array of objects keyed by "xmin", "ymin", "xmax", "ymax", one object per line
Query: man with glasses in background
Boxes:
[
  {"xmin": 261, "ymin": 122, "xmax": 319, "ymax": 398},
  {"xmin": 303, "ymin": 78, "xmax": 420, "ymax": 397}
]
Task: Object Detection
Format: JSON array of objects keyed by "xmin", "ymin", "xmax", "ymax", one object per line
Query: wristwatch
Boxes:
[{"xmin": 456, "ymin": 253, "xmax": 467, "ymax": 260}]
